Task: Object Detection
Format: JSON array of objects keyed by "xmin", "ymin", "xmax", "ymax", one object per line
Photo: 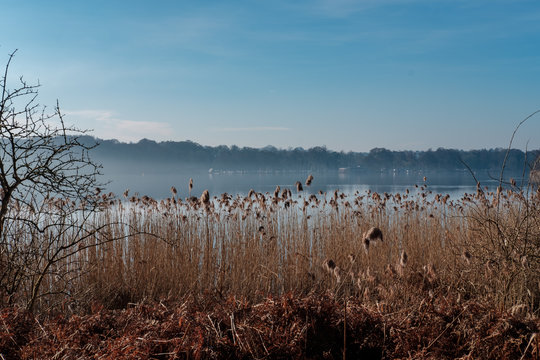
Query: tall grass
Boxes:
[{"xmin": 2, "ymin": 182, "xmax": 539, "ymax": 316}]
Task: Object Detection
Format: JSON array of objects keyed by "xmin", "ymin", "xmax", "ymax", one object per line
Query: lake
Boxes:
[{"xmin": 101, "ymin": 167, "xmax": 526, "ymax": 200}]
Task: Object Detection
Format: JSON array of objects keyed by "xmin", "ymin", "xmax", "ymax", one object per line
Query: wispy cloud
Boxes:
[
  {"xmin": 212, "ymin": 126, "xmax": 290, "ymax": 132},
  {"xmin": 115, "ymin": 119, "xmax": 172, "ymax": 138},
  {"xmin": 309, "ymin": 0, "xmax": 376, "ymax": 17},
  {"xmin": 65, "ymin": 110, "xmax": 115, "ymax": 122},
  {"xmin": 65, "ymin": 109, "xmax": 174, "ymax": 142},
  {"xmin": 284, "ymin": 0, "xmax": 473, "ymax": 19},
  {"xmin": 136, "ymin": 11, "xmax": 239, "ymax": 58},
  {"xmin": 284, "ymin": 0, "xmax": 418, "ymax": 18}
]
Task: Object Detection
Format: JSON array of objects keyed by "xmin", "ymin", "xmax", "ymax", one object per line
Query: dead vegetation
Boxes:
[
  {"xmin": 1, "ymin": 292, "xmax": 539, "ymax": 359},
  {"xmin": 1, "ymin": 179, "xmax": 539, "ymax": 358}
]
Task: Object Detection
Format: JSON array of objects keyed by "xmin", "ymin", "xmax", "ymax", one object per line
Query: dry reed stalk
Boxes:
[
  {"xmin": 6, "ymin": 178, "xmax": 538, "ymax": 316},
  {"xmin": 363, "ymin": 238, "xmax": 370, "ymax": 253}
]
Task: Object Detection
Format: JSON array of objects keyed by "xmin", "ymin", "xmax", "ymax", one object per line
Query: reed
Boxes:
[{"xmin": 1, "ymin": 181, "xmax": 538, "ymax": 317}]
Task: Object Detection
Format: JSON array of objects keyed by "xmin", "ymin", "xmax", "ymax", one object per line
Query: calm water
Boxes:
[{"xmin": 101, "ymin": 167, "xmax": 523, "ymax": 200}]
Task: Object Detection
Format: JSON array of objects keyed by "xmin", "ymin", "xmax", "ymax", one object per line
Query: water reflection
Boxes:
[{"xmin": 102, "ymin": 167, "xmax": 523, "ymax": 200}]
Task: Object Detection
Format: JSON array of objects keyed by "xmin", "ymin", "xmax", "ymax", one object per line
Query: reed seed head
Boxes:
[
  {"xmin": 364, "ymin": 227, "xmax": 383, "ymax": 242},
  {"xmin": 333, "ymin": 266, "xmax": 343, "ymax": 283},
  {"xmin": 323, "ymin": 259, "xmax": 336, "ymax": 273},
  {"xmin": 462, "ymin": 250, "xmax": 471, "ymax": 264},
  {"xmin": 400, "ymin": 250, "xmax": 408, "ymax": 267},
  {"xmin": 423, "ymin": 264, "xmax": 437, "ymax": 283},
  {"xmin": 200, "ymin": 190, "xmax": 210, "ymax": 205}
]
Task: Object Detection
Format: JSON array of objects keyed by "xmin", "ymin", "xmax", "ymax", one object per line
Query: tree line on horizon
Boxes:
[{"xmin": 84, "ymin": 136, "xmax": 540, "ymax": 173}]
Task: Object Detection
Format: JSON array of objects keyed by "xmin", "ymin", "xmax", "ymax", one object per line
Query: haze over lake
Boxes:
[
  {"xmin": 103, "ymin": 167, "xmax": 523, "ymax": 200},
  {"xmin": 91, "ymin": 139, "xmax": 536, "ymax": 200}
]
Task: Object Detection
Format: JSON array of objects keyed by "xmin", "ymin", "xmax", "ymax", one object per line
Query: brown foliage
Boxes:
[{"xmin": 1, "ymin": 292, "xmax": 538, "ymax": 359}]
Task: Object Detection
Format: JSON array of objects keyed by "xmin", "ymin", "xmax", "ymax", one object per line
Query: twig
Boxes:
[
  {"xmin": 230, "ymin": 312, "xmax": 244, "ymax": 350},
  {"xmin": 519, "ymin": 332, "xmax": 537, "ymax": 360},
  {"xmin": 499, "ymin": 109, "xmax": 540, "ymax": 195},
  {"xmin": 425, "ymin": 305, "xmax": 468, "ymax": 351},
  {"xmin": 343, "ymin": 298, "xmax": 347, "ymax": 360},
  {"xmin": 459, "ymin": 157, "xmax": 480, "ymax": 187},
  {"xmin": 207, "ymin": 314, "xmax": 222, "ymax": 338}
]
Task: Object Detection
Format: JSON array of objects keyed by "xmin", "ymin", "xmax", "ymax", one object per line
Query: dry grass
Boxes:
[
  {"xmin": 2, "ymin": 294, "xmax": 539, "ymax": 359},
  {"xmin": 1, "ymin": 181, "xmax": 540, "ymax": 358},
  {"xmin": 2, "ymin": 182, "xmax": 537, "ymax": 316}
]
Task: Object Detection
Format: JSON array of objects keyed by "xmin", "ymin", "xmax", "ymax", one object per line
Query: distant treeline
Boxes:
[{"xmin": 84, "ymin": 137, "xmax": 540, "ymax": 172}]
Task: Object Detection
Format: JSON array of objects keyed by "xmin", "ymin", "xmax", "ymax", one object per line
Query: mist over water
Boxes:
[{"xmin": 101, "ymin": 167, "xmax": 521, "ymax": 200}]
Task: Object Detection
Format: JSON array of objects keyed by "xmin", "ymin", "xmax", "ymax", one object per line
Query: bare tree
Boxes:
[{"xmin": 0, "ymin": 50, "xmax": 105, "ymax": 311}]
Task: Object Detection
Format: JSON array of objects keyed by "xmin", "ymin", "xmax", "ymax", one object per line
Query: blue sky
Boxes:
[{"xmin": 2, "ymin": 0, "xmax": 540, "ymax": 151}]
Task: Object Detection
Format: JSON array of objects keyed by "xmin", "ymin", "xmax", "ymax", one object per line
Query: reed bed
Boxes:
[
  {"xmin": 2, "ymin": 181, "xmax": 537, "ymax": 319},
  {"xmin": 1, "ymin": 181, "xmax": 540, "ymax": 358}
]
